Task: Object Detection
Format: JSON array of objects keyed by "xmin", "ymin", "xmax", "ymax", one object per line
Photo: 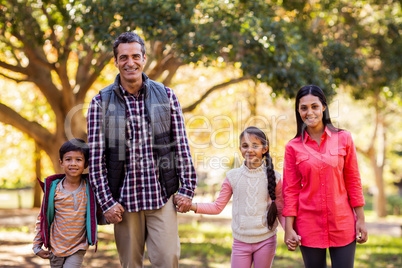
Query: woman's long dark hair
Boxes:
[
  {"xmin": 294, "ymin": 85, "xmax": 341, "ymax": 139},
  {"xmin": 240, "ymin": 126, "xmax": 277, "ymax": 230}
]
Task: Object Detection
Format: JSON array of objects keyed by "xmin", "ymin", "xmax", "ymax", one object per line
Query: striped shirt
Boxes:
[
  {"xmin": 33, "ymin": 179, "xmax": 89, "ymax": 256},
  {"xmin": 87, "ymin": 83, "xmax": 197, "ymax": 213}
]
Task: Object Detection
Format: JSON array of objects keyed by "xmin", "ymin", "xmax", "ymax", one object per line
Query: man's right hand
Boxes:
[{"xmin": 104, "ymin": 203, "xmax": 125, "ymax": 224}]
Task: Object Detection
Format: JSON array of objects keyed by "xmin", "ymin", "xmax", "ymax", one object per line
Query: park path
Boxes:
[{"xmin": 0, "ymin": 208, "xmax": 401, "ymax": 267}]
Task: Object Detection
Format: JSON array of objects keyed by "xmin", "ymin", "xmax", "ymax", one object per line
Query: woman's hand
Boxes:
[
  {"xmin": 355, "ymin": 218, "xmax": 368, "ymax": 243},
  {"xmin": 354, "ymin": 206, "xmax": 368, "ymax": 244},
  {"xmin": 285, "ymin": 229, "xmax": 301, "ymax": 251},
  {"xmin": 284, "ymin": 216, "xmax": 301, "ymax": 251}
]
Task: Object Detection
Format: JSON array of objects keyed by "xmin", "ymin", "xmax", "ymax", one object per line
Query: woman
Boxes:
[{"xmin": 282, "ymin": 85, "xmax": 368, "ymax": 268}]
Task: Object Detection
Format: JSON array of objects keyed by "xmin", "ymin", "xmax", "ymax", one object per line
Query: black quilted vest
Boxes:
[{"xmin": 100, "ymin": 73, "xmax": 179, "ymax": 200}]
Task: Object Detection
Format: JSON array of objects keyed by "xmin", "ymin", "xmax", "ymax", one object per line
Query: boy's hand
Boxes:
[{"xmin": 36, "ymin": 249, "xmax": 50, "ymax": 259}]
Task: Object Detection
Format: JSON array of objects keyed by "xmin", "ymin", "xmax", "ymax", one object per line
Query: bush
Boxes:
[{"xmin": 387, "ymin": 195, "xmax": 402, "ymax": 215}]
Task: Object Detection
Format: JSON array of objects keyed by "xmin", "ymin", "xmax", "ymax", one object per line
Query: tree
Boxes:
[
  {"xmin": 0, "ymin": 0, "xmax": 113, "ymax": 171},
  {"xmin": 293, "ymin": 0, "xmax": 402, "ymax": 217},
  {"xmin": 1, "ymin": 0, "xmax": 343, "ymax": 173}
]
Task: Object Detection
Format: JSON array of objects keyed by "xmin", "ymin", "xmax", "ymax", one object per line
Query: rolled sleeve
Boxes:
[
  {"xmin": 87, "ymin": 95, "xmax": 117, "ymax": 212},
  {"xmin": 282, "ymin": 145, "xmax": 301, "ymax": 217},
  {"xmin": 343, "ymin": 132, "xmax": 365, "ymax": 208},
  {"xmin": 32, "ymin": 213, "xmax": 43, "ymax": 254},
  {"xmin": 275, "ymin": 176, "xmax": 286, "ymax": 228}
]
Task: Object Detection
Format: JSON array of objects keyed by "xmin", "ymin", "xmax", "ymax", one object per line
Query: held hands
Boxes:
[
  {"xmin": 285, "ymin": 229, "xmax": 301, "ymax": 251},
  {"xmin": 104, "ymin": 203, "xmax": 125, "ymax": 224},
  {"xmin": 36, "ymin": 249, "xmax": 50, "ymax": 259},
  {"xmin": 173, "ymin": 194, "xmax": 192, "ymax": 213}
]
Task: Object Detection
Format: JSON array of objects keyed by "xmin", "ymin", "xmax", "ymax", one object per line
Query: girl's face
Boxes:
[
  {"xmin": 240, "ymin": 133, "xmax": 268, "ymax": 169},
  {"xmin": 298, "ymin": 94, "xmax": 326, "ymax": 131}
]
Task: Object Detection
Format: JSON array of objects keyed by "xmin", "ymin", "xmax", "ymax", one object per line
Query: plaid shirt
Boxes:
[{"xmin": 87, "ymin": 82, "xmax": 197, "ymax": 213}]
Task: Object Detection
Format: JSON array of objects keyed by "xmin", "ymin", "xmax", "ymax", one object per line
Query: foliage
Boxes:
[
  {"xmin": 82, "ymin": 0, "xmax": 356, "ymax": 97},
  {"xmin": 0, "ymin": 0, "xmax": 114, "ymax": 170},
  {"xmin": 0, "ymin": 0, "xmax": 401, "ymax": 193},
  {"xmin": 387, "ymin": 195, "xmax": 402, "ymax": 215}
]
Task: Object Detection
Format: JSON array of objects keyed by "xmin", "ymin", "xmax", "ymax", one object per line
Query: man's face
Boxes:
[{"xmin": 114, "ymin": 42, "xmax": 146, "ymax": 86}]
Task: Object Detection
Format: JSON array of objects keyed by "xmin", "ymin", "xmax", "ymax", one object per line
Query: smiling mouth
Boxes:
[
  {"xmin": 125, "ymin": 67, "xmax": 138, "ymax": 72},
  {"xmin": 305, "ymin": 117, "xmax": 317, "ymax": 121}
]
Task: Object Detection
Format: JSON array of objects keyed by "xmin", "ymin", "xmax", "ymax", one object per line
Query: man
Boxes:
[{"xmin": 87, "ymin": 32, "xmax": 197, "ymax": 268}]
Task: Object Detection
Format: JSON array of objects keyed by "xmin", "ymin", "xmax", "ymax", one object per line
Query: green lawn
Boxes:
[
  {"xmin": 1, "ymin": 189, "xmax": 401, "ymax": 267},
  {"xmin": 97, "ymin": 221, "xmax": 402, "ymax": 268},
  {"xmin": 178, "ymin": 222, "xmax": 401, "ymax": 268}
]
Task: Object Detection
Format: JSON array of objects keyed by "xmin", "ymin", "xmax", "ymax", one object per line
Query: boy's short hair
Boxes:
[{"xmin": 59, "ymin": 139, "xmax": 89, "ymax": 164}]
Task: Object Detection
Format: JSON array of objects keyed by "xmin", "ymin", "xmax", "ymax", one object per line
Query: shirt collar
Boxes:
[
  {"xmin": 119, "ymin": 83, "xmax": 144, "ymax": 97},
  {"xmin": 303, "ymin": 126, "xmax": 332, "ymax": 143}
]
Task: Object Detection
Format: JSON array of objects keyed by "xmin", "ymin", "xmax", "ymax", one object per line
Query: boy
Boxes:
[{"xmin": 33, "ymin": 139, "xmax": 98, "ymax": 267}]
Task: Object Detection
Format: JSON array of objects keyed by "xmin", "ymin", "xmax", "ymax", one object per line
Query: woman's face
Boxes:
[{"xmin": 298, "ymin": 94, "xmax": 326, "ymax": 131}]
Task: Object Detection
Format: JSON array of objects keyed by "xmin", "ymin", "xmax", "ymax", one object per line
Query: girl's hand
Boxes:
[
  {"xmin": 36, "ymin": 249, "xmax": 50, "ymax": 259},
  {"xmin": 285, "ymin": 229, "xmax": 301, "ymax": 251}
]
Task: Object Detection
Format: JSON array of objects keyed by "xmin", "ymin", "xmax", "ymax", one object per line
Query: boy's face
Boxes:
[{"xmin": 59, "ymin": 151, "xmax": 87, "ymax": 179}]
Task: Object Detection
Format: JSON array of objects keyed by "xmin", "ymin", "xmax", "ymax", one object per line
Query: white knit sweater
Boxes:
[{"xmin": 227, "ymin": 162, "xmax": 280, "ymax": 243}]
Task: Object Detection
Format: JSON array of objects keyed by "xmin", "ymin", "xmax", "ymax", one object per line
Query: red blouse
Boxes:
[{"xmin": 282, "ymin": 127, "xmax": 365, "ymax": 248}]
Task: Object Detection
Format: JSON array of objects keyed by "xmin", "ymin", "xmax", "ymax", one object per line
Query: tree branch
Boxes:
[
  {"xmin": 76, "ymin": 51, "xmax": 114, "ymax": 103},
  {"xmin": 182, "ymin": 76, "xmax": 251, "ymax": 113},
  {"xmin": 0, "ymin": 102, "xmax": 54, "ymax": 146},
  {"xmin": 355, "ymin": 145, "xmax": 369, "ymax": 157},
  {"xmin": 0, "ymin": 60, "xmax": 28, "ymax": 76},
  {"xmin": 41, "ymin": 4, "xmax": 61, "ymax": 52},
  {"xmin": 76, "ymin": 44, "xmax": 95, "ymax": 87},
  {"xmin": 162, "ymin": 62, "xmax": 184, "ymax": 87},
  {"xmin": 0, "ymin": 73, "xmax": 29, "ymax": 83},
  {"xmin": 0, "ymin": 36, "xmax": 25, "ymax": 69}
]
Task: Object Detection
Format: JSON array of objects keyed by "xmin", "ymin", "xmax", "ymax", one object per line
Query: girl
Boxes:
[
  {"xmin": 177, "ymin": 126, "xmax": 285, "ymax": 268},
  {"xmin": 283, "ymin": 85, "xmax": 368, "ymax": 268}
]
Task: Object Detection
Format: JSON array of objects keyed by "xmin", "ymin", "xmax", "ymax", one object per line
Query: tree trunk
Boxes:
[
  {"xmin": 372, "ymin": 114, "xmax": 387, "ymax": 217},
  {"xmin": 33, "ymin": 143, "xmax": 42, "ymax": 208},
  {"xmin": 355, "ymin": 101, "xmax": 388, "ymax": 218},
  {"xmin": 246, "ymin": 81, "xmax": 257, "ymax": 121},
  {"xmin": 368, "ymin": 147, "xmax": 387, "ymax": 217}
]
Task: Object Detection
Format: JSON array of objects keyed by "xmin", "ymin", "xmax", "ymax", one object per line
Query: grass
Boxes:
[
  {"xmin": 96, "ymin": 222, "xmax": 402, "ymax": 268},
  {"xmin": 1, "ymin": 190, "xmax": 401, "ymax": 267}
]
